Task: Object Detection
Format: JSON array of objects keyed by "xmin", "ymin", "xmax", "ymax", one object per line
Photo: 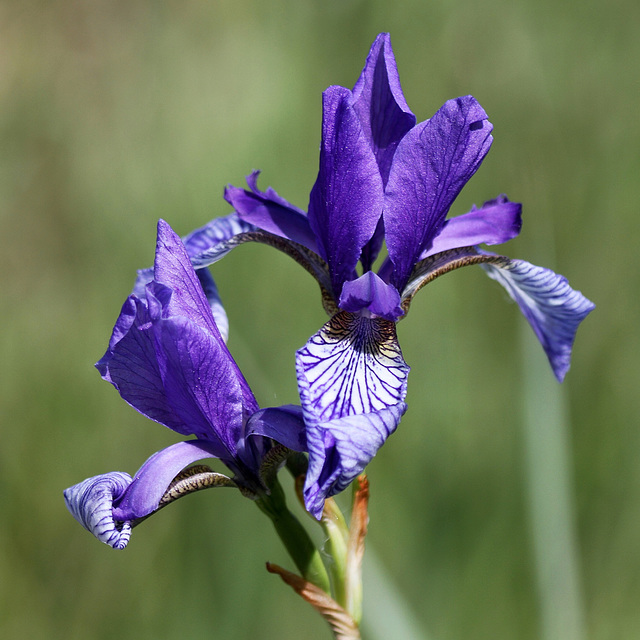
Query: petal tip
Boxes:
[{"xmin": 64, "ymin": 472, "xmax": 133, "ymax": 549}]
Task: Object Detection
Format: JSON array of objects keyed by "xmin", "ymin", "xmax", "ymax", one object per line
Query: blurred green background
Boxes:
[{"xmin": 1, "ymin": 1, "xmax": 637, "ymax": 638}]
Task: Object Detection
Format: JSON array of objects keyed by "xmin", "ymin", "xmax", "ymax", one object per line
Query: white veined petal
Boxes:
[
  {"xmin": 482, "ymin": 257, "xmax": 595, "ymax": 381},
  {"xmin": 303, "ymin": 402, "xmax": 407, "ymax": 519},
  {"xmin": 64, "ymin": 472, "xmax": 133, "ymax": 550},
  {"xmin": 296, "ymin": 312, "xmax": 410, "ymax": 424}
]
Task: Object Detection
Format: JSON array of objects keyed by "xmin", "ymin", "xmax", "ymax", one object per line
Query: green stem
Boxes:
[
  {"xmin": 320, "ymin": 498, "xmax": 349, "ymax": 608},
  {"xmin": 256, "ymin": 479, "xmax": 331, "ymax": 593}
]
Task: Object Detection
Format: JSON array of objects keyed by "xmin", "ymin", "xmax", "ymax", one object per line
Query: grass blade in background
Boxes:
[{"xmin": 520, "ymin": 323, "xmax": 587, "ymax": 640}]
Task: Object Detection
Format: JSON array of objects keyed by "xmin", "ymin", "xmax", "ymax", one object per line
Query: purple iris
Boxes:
[
  {"xmin": 64, "ymin": 220, "xmax": 307, "ymax": 548},
  {"xmin": 178, "ymin": 33, "xmax": 595, "ymax": 518}
]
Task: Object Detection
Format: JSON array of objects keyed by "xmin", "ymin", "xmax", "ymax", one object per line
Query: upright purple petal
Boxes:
[
  {"xmin": 481, "ymin": 255, "xmax": 595, "ymax": 381},
  {"xmin": 64, "ymin": 472, "xmax": 133, "ymax": 549},
  {"xmin": 150, "ymin": 314, "xmax": 256, "ymax": 452},
  {"xmin": 225, "ymin": 171, "xmax": 318, "ymax": 253},
  {"xmin": 153, "ymin": 220, "xmax": 221, "ymax": 338},
  {"xmin": 96, "ymin": 295, "xmax": 186, "ymax": 430},
  {"xmin": 303, "ymin": 404, "xmax": 406, "ymax": 519},
  {"xmin": 97, "ymin": 221, "xmax": 259, "ymax": 449},
  {"xmin": 155, "ymin": 221, "xmax": 258, "ymax": 418},
  {"xmin": 351, "ymin": 32, "xmax": 416, "ymax": 186},
  {"xmin": 296, "ymin": 311, "xmax": 410, "ymax": 423},
  {"xmin": 422, "ymin": 196, "xmax": 522, "ymax": 258},
  {"xmin": 308, "ymin": 86, "xmax": 384, "ymax": 296},
  {"xmin": 385, "ymin": 96, "xmax": 493, "ymax": 290},
  {"xmin": 133, "ymin": 267, "xmax": 229, "ymax": 343}
]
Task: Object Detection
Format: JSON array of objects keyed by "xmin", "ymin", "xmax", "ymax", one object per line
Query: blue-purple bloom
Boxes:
[
  {"xmin": 64, "ymin": 220, "xmax": 307, "ymax": 548},
  {"xmin": 170, "ymin": 34, "xmax": 595, "ymax": 518}
]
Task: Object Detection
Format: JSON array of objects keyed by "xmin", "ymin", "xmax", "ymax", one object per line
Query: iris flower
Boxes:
[
  {"xmin": 64, "ymin": 220, "xmax": 308, "ymax": 548},
  {"xmin": 170, "ymin": 34, "xmax": 595, "ymax": 518}
]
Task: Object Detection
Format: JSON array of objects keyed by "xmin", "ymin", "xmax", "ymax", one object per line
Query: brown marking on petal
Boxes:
[
  {"xmin": 266, "ymin": 563, "xmax": 361, "ymax": 640},
  {"xmin": 129, "ymin": 465, "xmax": 238, "ymax": 529},
  {"xmin": 158, "ymin": 466, "xmax": 237, "ymax": 507},
  {"xmin": 401, "ymin": 247, "xmax": 510, "ymax": 315},
  {"xmin": 327, "ymin": 311, "xmax": 397, "ymax": 354},
  {"xmin": 303, "ymin": 311, "xmax": 408, "ymax": 421},
  {"xmin": 259, "ymin": 444, "xmax": 292, "ymax": 488}
]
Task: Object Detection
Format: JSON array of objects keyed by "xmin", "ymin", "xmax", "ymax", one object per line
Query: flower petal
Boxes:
[
  {"xmin": 384, "ymin": 96, "xmax": 493, "ymax": 290},
  {"xmin": 245, "ymin": 405, "xmax": 308, "ymax": 453},
  {"xmin": 133, "ymin": 266, "xmax": 229, "ymax": 343},
  {"xmin": 338, "ymin": 271, "xmax": 404, "ymax": 321},
  {"xmin": 153, "ymin": 220, "xmax": 221, "ymax": 338},
  {"xmin": 351, "ymin": 32, "xmax": 416, "ymax": 186},
  {"xmin": 303, "ymin": 403, "xmax": 406, "ymax": 519},
  {"xmin": 64, "ymin": 472, "xmax": 133, "ymax": 549},
  {"xmin": 97, "ymin": 222, "xmax": 258, "ymax": 450},
  {"xmin": 422, "ymin": 196, "xmax": 522, "ymax": 258},
  {"xmin": 96, "ymin": 295, "xmax": 185, "ymax": 429},
  {"xmin": 182, "ymin": 212, "xmax": 256, "ymax": 260},
  {"xmin": 153, "ymin": 221, "xmax": 258, "ymax": 418},
  {"xmin": 150, "ymin": 314, "xmax": 258, "ymax": 455},
  {"xmin": 308, "ymin": 86, "xmax": 384, "ymax": 296},
  {"xmin": 224, "ymin": 171, "xmax": 318, "ymax": 253},
  {"xmin": 481, "ymin": 255, "xmax": 595, "ymax": 381},
  {"xmin": 111, "ymin": 440, "xmax": 226, "ymax": 521},
  {"xmin": 399, "ymin": 246, "xmax": 507, "ymax": 310},
  {"xmin": 187, "ymin": 227, "xmax": 334, "ymax": 306},
  {"xmin": 194, "ymin": 267, "xmax": 229, "ymax": 343},
  {"xmin": 296, "ymin": 311, "xmax": 409, "ymax": 423}
]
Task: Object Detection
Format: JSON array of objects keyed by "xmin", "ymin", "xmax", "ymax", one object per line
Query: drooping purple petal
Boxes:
[
  {"xmin": 481, "ymin": 255, "xmax": 595, "ymax": 381},
  {"xmin": 338, "ymin": 271, "xmax": 404, "ymax": 321},
  {"xmin": 303, "ymin": 403, "xmax": 406, "ymax": 519},
  {"xmin": 384, "ymin": 96, "xmax": 494, "ymax": 290},
  {"xmin": 351, "ymin": 32, "xmax": 416, "ymax": 186},
  {"xmin": 224, "ymin": 171, "xmax": 318, "ymax": 253},
  {"xmin": 297, "ymin": 286, "xmax": 410, "ymax": 518},
  {"xmin": 245, "ymin": 405, "xmax": 307, "ymax": 453},
  {"xmin": 296, "ymin": 311, "xmax": 409, "ymax": 423},
  {"xmin": 64, "ymin": 472, "xmax": 133, "ymax": 549},
  {"xmin": 182, "ymin": 213, "xmax": 267, "ymax": 271},
  {"xmin": 398, "ymin": 246, "xmax": 509, "ymax": 308},
  {"xmin": 182, "ymin": 212, "xmax": 256, "ymax": 258},
  {"xmin": 421, "ymin": 196, "xmax": 522, "ymax": 259},
  {"xmin": 308, "ymin": 86, "xmax": 385, "ymax": 296},
  {"xmin": 112, "ymin": 440, "xmax": 226, "ymax": 521},
  {"xmin": 187, "ymin": 227, "xmax": 334, "ymax": 304}
]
